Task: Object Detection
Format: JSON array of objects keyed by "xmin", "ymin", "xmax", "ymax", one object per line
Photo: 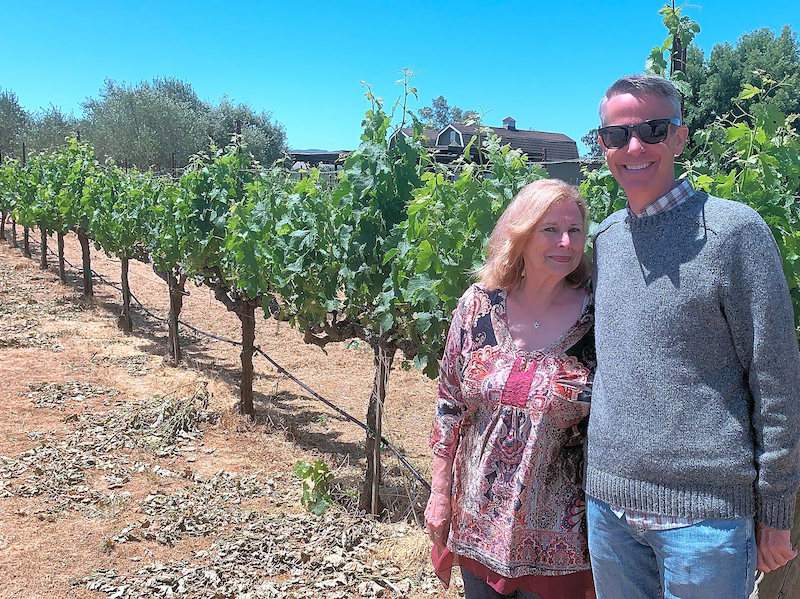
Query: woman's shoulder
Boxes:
[{"xmin": 460, "ymin": 283, "xmax": 504, "ymax": 306}]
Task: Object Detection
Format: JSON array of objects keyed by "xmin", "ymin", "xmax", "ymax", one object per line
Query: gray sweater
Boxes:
[{"xmin": 586, "ymin": 190, "xmax": 800, "ymax": 530}]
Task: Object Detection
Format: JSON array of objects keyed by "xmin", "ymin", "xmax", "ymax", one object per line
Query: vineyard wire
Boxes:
[{"xmin": 28, "ymin": 235, "xmax": 432, "ymax": 492}]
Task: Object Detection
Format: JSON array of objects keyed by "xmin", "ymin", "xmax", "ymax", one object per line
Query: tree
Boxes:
[
  {"xmin": 580, "ymin": 129, "xmax": 603, "ymax": 159},
  {"xmin": 82, "ymin": 78, "xmax": 210, "ymax": 170},
  {"xmin": 207, "ymin": 98, "xmax": 287, "ymax": 167},
  {"xmin": 683, "ymin": 27, "xmax": 800, "ymax": 132},
  {"xmin": 418, "ymin": 95, "xmax": 478, "ymax": 129},
  {"xmin": 0, "ymin": 88, "xmax": 29, "ymax": 159},
  {"xmin": 28, "ymin": 105, "xmax": 79, "ymax": 153}
]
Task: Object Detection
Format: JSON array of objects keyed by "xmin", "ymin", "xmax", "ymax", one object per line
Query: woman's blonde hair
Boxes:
[{"xmin": 476, "ymin": 178, "xmax": 590, "ymax": 290}]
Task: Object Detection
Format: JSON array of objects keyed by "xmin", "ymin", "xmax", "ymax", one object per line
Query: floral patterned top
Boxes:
[{"xmin": 430, "ymin": 284, "xmax": 595, "ymax": 578}]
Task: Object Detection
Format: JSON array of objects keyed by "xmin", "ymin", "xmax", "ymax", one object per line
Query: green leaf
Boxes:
[{"xmin": 736, "ymin": 84, "xmax": 762, "ymax": 101}]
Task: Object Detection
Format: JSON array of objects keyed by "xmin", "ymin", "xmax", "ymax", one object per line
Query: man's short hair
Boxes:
[{"xmin": 599, "ymin": 75, "xmax": 683, "ymax": 125}]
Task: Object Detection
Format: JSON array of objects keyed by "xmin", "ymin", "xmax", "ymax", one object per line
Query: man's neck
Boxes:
[{"xmin": 626, "ymin": 180, "xmax": 681, "ymax": 215}]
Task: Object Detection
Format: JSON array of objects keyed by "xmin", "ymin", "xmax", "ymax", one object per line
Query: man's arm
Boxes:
[{"xmin": 722, "ymin": 214, "xmax": 800, "ymax": 570}]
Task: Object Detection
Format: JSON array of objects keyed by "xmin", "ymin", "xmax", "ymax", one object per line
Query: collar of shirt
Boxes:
[{"xmin": 627, "ymin": 179, "xmax": 695, "ymax": 218}]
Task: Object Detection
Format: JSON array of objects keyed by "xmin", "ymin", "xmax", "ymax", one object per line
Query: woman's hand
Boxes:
[{"xmin": 425, "ymin": 489, "xmax": 452, "ymax": 546}]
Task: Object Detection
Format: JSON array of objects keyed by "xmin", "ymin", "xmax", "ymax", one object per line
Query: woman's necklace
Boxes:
[{"xmin": 533, "ymin": 320, "xmax": 541, "ymax": 329}]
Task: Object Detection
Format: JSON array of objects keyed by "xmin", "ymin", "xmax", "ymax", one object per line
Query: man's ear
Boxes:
[
  {"xmin": 672, "ymin": 124, "xmax": 689, "ymax": 156},
  {"xmin": 597, "ymin": 132, "xmax": 608, "ymax": 154}
]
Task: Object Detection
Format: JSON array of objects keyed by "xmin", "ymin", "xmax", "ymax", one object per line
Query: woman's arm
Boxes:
[{"xmin": 425, "ymin": 453, "xmax": 455, "ymax": 546}]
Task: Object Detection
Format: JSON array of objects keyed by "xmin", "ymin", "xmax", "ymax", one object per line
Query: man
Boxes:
[{"xmin": 585, "ymin": 74, "xmax": 800, "ymax": 598}]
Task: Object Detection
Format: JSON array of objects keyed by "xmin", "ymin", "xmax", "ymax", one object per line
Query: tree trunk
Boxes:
[
  {"xmin": 23, "ymin": 226, "xmax": 31, "ymax": 257},
  {"xmin": 118, "ymin": 257, "xmax": 132, "ymax": 332},
  {"xmin": 166, "ymin": 271, "xmax": 185, "ymax": 364},
  {"xmin": 77, "ymin": 229, "xmax": 93, "ymax": 297},
  {"xmin": 57, "ymin": 232, "xmax": 66, "ymax": 282},
  {"xmin": 39, "ymin": 226, "xmax": 48, "ymax": 270},
  {"xmin": 359, "ymin": 343, "xmax": 396, "ymax": 515},
  {"xmin": 237, "ymin": 300, "xmax": 257, "ymax": 418},
  {"xmin": 10, "ymin": 219, "xmax": 17, "ymax": 248},
  {"xmin": 0, "ymin": 211, "xmax": 6, "ymax": 240},
  {"xmin": 755, "ymin": 495, "xmax": 800, "ymax": 598}
]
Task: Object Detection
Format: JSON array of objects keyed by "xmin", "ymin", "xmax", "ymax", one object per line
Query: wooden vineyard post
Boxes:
[
  {"xmin": 39, "ymin": 226, "xmax": 48, "ymax": 270},
  {"xmin": 57, "ymin": 232, "xmax": 66, "ymax": 282},
  {"xmin": 360, "ymin": 343, "xmax": 396, "ymax": 515},
  {"xmin": 755, "ymin": 494, "xmax": 800, "ymax": 598}
]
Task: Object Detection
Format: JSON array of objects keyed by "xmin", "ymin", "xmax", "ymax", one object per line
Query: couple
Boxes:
[{"xmin": 425, "ymin": 75, "xmax": 800, "ymax": 599}]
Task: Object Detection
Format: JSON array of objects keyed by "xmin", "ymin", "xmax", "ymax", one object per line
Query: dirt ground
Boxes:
[{"xmin": 0, "ymin": 230, "xmax": 464, "ymax": 598}]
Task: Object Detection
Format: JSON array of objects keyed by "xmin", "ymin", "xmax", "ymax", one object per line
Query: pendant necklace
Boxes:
[{"xmin": 533, "ymin": 320, "xmax": 541, "ymax": 329}]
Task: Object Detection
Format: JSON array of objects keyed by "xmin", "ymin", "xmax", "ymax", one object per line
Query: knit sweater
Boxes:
[{"xmin": 585, "ymin": 190, "xmax": 800, "ymax": 530}]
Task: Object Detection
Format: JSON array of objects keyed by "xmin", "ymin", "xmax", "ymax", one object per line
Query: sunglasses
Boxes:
[{"xmin": 598, "ymin": 118, "xmax": 682, "ymax": 149}]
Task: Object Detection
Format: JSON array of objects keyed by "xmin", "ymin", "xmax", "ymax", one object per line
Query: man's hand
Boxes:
[
  {"xmin": 424, "ymin": 490, "xmax": 451, "ymax": 547},
  {"xmin": 757, "ymin": 524, "xmax": 797, "ymax": 573}
]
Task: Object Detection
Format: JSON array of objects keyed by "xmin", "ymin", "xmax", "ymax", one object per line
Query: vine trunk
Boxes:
[
  {"xmin": 23, "ymin": 226, "xmax": 30, "ymax": 258},
  {"xmin": 118, "ymin": 257, "xmax": 132, "ymax": 332},
  {"xmin": 57, "ymin": 233, "xmax": 66, "ymax": 282},
  {"xmin": 166, "ymin": 271, "xmax": 186, "ymax": 364},
  {"xmin": 77, "ymin": 229, "xmax": 93, "ymax": 297},
  {"xmin": 39, "ymin": 226, "xmax": 47, "ymax": 270},
  {"xmin": 360, "ymin": 343, "xmax": 396, "ymax": 515},
  {"xmin": 237, "ymin": 300, "xmax": 257, "ymax": 418}
]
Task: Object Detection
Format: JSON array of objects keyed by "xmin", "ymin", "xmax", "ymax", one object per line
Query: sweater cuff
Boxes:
[{"xmin": 757, "ymin": 495, "xmax": 796, "ymax": 530}]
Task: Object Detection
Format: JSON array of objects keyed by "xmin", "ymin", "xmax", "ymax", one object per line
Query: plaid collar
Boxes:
[{"xmin": 628, "ymin": 179, "xmax": 695, "ymax": 218}]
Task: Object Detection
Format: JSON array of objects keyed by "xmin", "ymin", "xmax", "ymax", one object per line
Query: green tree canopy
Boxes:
[
  {"xmin": 418, "ymin": 95, "xmax": 478, "ymax": 129},
  {"xmin": 0, "ymin": 88, "xmax": 29, "ymax": 159},
  {"xmin": 81, "ymin": 78, "xmax": 209, "ymax": 170},
  {"xmin": 684, "ymin": 26, "xmax": 800, "ymax": 132},
  {"xmin": 27, "ymin": 105, "xmax": 79, "ymax": 153},
  {"xmin": 207, "ymin": 98, "xmax": 287, "ymax": 167}
]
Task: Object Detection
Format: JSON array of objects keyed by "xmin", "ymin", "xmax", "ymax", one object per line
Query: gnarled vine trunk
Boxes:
[
  {"xmin": 166, "ymin": 271, "xmax": 186, "ymax": 364},
  {"xmin": 359, "ymin": 343, "xmax": 396, "ymax": 515},
  {"xmin": 118, "ymin": 257, "xmax": 132, "ymax": 332},
  {"xmin": 0, "ymin": 211, "xmax": 6, "ymax": 240},
  {"xmin": 10, "ymin": 219, "xmax": 17, "ymax": 248},
  {"xmin": 57, "ymin": 232, "xmax": 66, "ymax": 282},
  {"xmin": 77, "ymin": 229, "xmax": 93, "ymax": 297},
  {"xmin": 39, "ymin": 226, "xmax": 48, "ymax": 270}
]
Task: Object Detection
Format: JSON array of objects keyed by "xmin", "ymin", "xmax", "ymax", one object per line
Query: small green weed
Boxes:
[{"xmin": 293, "ymin": 459, "xmax": 334, "ymax": 515}]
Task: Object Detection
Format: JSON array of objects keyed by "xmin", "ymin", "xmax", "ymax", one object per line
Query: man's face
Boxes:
[{"xmin": 599, "ymin": 92, "xmax": 688, "ymax": 207}]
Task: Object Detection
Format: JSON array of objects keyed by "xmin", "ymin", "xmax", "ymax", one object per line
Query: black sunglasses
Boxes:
[{"xmin": 598, "ymin": 117, "xmax": 682, "ymax": 149}]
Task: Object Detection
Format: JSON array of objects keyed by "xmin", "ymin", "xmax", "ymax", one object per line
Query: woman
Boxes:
[{"xmin": 425, "ymin": 179, "xmax": 595, "ymax": 599}]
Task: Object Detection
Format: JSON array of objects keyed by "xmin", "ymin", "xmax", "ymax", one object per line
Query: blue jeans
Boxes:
[{"xmin": 587, "ymin": 496, "xmax": 756, "ymax": 599}]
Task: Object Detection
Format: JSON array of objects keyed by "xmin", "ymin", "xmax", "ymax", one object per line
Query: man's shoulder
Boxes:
[
  {"xmin": 700, "ymin": 194, "xmax": 772, "ymax": 240},
  {"xmin": 593, "ymin": 209, "xmax": 628, "ymax": 240}
]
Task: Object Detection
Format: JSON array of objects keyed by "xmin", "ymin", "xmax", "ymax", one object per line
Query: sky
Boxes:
[{"xmin": 1, "ymin": 1, "xmax": 798, "ymax": 154}]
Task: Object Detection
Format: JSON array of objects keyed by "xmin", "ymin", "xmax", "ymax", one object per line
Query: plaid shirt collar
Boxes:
[{"xmin": 627, "ymin": 179, "xmax": 695, "ymax": 218}]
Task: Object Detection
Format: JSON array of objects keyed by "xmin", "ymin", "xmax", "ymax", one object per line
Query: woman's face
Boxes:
[{"xmin": 521, "ymin": 200, "xmax": 586, "ymax": 281}]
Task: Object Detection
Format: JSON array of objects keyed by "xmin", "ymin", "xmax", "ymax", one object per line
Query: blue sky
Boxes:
[{"xmin": 1, "ymin": 1, "xmax": 797, "ymax": 153}]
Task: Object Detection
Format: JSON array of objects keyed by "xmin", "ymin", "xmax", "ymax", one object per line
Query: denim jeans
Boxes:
[{"xmin": 587, "ymin": 496, "xmax": 756, "ymax": 599}]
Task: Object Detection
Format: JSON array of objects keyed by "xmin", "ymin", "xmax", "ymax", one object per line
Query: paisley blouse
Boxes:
[{"xmin": 430, "ymin": 284, "xmax": 595, "ymax": 578}]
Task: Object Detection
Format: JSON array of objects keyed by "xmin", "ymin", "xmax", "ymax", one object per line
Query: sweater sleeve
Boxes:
[
  {"xmin": 429, "ymin": 293, "xmax": 470, "ymax": 459},
  {"xmin": 721, "ymin": 215, "xmax": 800, "ymax": 529}
]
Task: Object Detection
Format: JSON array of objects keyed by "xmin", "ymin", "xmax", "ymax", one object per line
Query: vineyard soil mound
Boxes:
[{"xmin": 0, "ymin": 238, "xmax": 463, "ymax": 598}]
